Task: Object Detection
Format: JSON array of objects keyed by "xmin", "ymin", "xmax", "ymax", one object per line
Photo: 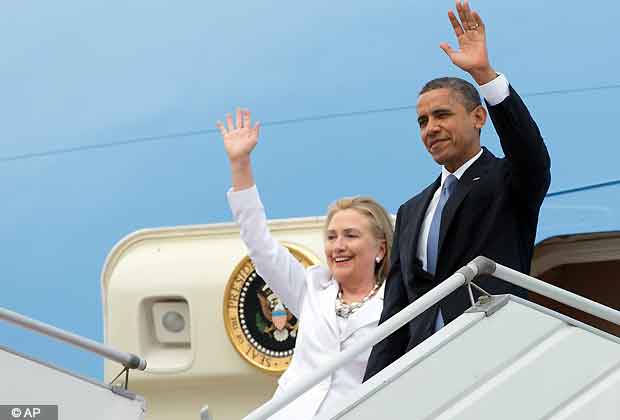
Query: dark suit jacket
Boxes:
[{"xmin": 364, "ymin": 85, "xmax": 551, "ymax": 381}]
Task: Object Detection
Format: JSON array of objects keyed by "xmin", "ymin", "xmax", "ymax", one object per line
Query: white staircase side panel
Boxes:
[
  {"xmin": 546, "ymin": 365, "xmax": 620, "ymax": 420},
  {"xmin": 319, "ymin": 299, "xmax": 620, "ymax": 420},
  {"xmin": 437, "ymin": 326, "xmax": 620, "ymax": 420},
  {"xmin": 0, "ymin": 346, "xmax": 145, "ymax": 420}
]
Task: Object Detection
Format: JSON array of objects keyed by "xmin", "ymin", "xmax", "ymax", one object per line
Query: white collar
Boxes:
[{"xmin": 441, "ymin": 148, "xmax": 483, "ymax": 185}]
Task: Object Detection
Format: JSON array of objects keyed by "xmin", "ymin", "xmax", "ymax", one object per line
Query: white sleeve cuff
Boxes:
[
  {"xmin": 479, "ymin": 73, "xmax": 510, "ymax": 106},
  {"xmin": 226, "ymin": 184, "xmax": 262, "ymax": 214}
]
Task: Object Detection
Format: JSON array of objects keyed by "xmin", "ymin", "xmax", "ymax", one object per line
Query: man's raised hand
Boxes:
[
  {"xmin": 440, "ymin": 0, "xmax": 496, "ymax": 85},
  {"xmin": 216, "ymin": 108, "xmax": 260, "ymax": 163}
]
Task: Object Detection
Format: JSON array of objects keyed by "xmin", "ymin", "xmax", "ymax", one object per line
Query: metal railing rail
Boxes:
[
  {"xmin": 239, "ymin": 259, "xmax": 485, "ymax": 420},
  {"xmin": 220, "ymin": 256, "xmax": 620, "ymax": 420},
  {"xmin": 492, "ymin": 262, "xmax": 620, "ymax": 325},
  {"xmin": 0, "ymin": 306, "xmax": 147, "ymax": 371}
]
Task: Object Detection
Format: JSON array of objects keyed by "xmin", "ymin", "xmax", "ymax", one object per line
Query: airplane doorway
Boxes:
[{"xmin": 530, "ymin": 232, "xmax": 620, "ymax": 336}]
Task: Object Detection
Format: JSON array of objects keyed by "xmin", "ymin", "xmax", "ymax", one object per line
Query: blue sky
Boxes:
[{"xmin": 1, "ymin": 1, "xmax": 619, "ymax": 380}]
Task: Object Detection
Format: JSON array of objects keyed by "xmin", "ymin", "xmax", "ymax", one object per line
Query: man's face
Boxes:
[{"xmin": 416, "ymin": 88, "xmax": 485, "ymax": 173}]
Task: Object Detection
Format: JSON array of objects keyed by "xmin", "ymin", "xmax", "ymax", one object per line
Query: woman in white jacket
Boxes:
[{"xmin": 217, "ymin": 109, "xmax": 394, "ymax": 419}]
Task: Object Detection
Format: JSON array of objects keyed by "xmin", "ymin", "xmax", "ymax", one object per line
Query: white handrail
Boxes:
[
  {"xmin": 492, "ymin": 261, "xmax": 620, "ymax": 325},
  {"xmin": 204, "ymin": 256, "xmax": 620, "ymax": 420},
  {"xmin": 240, "ymin": 261, "xmax": 481, "ymax": 420},
  {"xmin": 0, "ymin": 307, "xmax": 147, "ymax": 370}
]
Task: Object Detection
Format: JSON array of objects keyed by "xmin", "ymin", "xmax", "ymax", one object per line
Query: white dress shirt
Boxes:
[{"xmin": 415, "ymin": 73, "xmax": 511, "ymax": 331}]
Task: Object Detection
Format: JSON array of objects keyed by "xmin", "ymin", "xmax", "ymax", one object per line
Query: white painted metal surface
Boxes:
[
  {"xmin": 0, "ymin": 346, "xmax": 145, "ymax": 419},
  {"xmin": 317, "ymin": 298, "xmax": 620, "ymax": 420}
]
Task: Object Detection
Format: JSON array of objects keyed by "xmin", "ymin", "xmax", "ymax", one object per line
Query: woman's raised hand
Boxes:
[{"xmin": 216, "ymin": 108, "xmax": 260, "ymax": 163}]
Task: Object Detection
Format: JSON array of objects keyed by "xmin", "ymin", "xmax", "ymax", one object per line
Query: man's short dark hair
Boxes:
[{"xmin": 419, "ymin": 77, "xmax": 482, "ymax": 111}]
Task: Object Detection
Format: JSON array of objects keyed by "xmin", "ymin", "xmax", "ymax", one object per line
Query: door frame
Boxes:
[{"xmin": 531, "ymin": 231, "xmax": 620, "ymax": 277}]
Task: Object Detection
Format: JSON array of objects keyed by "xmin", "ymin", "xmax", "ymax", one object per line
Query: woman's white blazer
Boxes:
[{"xmin": 228, "ymin": 186, "xmax": 384, "ymax": 419}]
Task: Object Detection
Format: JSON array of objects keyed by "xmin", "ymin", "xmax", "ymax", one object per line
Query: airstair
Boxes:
[
  {"xmin": 235, "ymin": 257, "xmax": 620, "ymax": 420},
  {"xmin": 5, "ymin": 256, "xmax": 616, "ymax": 420},
  {"xmin": 0, "ymin": 307, "xmax": 147, "ymax": 419}
]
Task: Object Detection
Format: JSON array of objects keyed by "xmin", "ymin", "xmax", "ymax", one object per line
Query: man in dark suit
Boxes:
[{"xmin": 364, "ymin": 1, "xmax": 551, "ymax": 380}]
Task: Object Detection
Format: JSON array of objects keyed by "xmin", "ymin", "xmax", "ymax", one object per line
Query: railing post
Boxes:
[{"xmin": 200, "ymin": 405, "xmax": 213, "ymax": 420}]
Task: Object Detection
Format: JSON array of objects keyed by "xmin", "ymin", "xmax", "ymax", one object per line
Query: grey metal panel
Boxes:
[
  {"xmin": 329, "ymin": 300, "xmax": 566, "ymax": 420},
  {"xmin": 511, "ymin": 296, "xmax": 620, "ymax": 345},
  {"xmin": 438, "ymin": 327, "xmax": 620, "ymax": 419},
  {"xmin": 546, "ymin": 365, "xmax": 620, "ymax": 420},
  {"xmin": 0, "ymin": 347, "xmax": 145, "ymax": 419}
]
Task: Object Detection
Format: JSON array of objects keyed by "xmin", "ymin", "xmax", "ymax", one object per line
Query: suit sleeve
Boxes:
[
  {"xmin": 363, "ymin": 205, "xmax": 411, "ymax": 381},
  {"xmin": 227, "ymin": 185, "xmax": 308, "ymax": 317},
  {"xmin": 486, "ymin": 85, "xmax": 551, "ymax": 210}
]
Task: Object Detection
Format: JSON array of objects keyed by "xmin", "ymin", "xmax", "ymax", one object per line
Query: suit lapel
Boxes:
[
  {"xmin": 318, "ymin": 280, "xmax": 340, "ymax": 338},
  {"xmin": 437, "ymin": 149, "xmax": 492, "ymax": 259}
]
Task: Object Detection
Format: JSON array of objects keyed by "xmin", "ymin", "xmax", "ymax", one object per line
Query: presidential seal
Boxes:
[{"xmin": 223, "ymin": 242, "xmax": 320, "ymax": 373}]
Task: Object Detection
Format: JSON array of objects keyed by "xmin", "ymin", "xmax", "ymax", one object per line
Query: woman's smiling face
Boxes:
[{"xmin": 324, "ymin": 209, "xmax": 385, "ymax": 286}]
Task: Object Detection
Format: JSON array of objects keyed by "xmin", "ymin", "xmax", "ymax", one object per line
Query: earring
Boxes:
[{"xmin": 375, "ymin": 256, "xmax": 382, "ymax": 263}]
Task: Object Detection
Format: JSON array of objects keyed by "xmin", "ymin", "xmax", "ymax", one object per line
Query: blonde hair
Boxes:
[{"xmin": 325, "ymin": 196, "xmax": 394, "ymax": 284}]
